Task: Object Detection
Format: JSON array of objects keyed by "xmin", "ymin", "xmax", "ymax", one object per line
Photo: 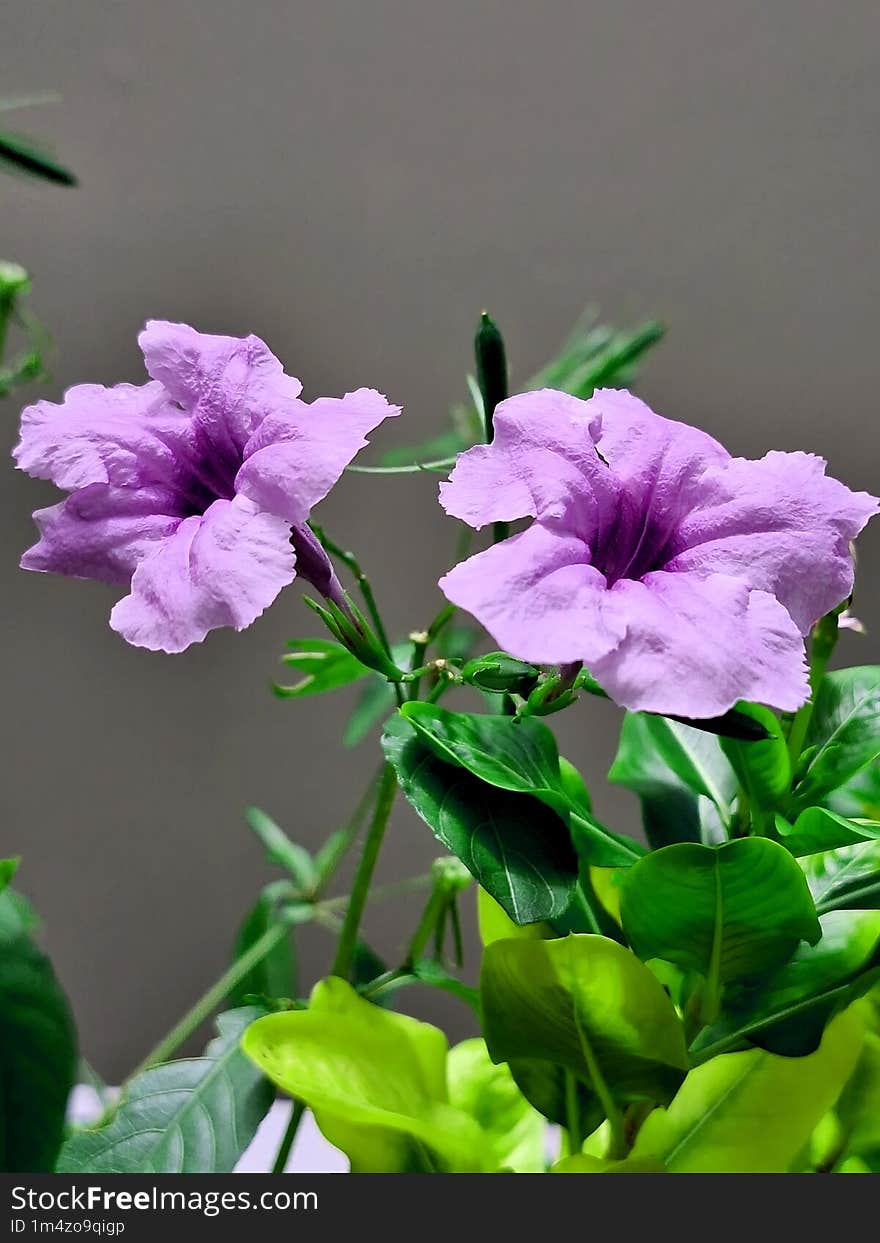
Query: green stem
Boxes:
[
  {"xmin": 405, "ymin": 888, "xmax": 448, "ymax": 965},
  {"xmin": 271, "ymin": 1099, "xmax": 306, "ymax": 1174},
  {"xmin": 787, "ymin": 612, "xmax": 840, "ymax": 762},
  {"xmin": 311, "ymin": 766, "xmax": 383, "ymax": 899},
  {"xmin": 331, "ymin": 762, "xmax": 398, "ymax": 979},
  {"xmin": 129, "ymin": 920, "xmax": 292, "ymax": 1078}
]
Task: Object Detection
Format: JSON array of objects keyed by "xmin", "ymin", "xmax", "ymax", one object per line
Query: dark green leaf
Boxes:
[
  {"xmin": 619, "ymin": 839, "xmax": 821, "ymax": 990},
  {"xmin": 693, "ymin": 910, "xmax": 880, "ymax": 1057},
  {"xmin": 608, "ymin": 712, "xmax": 735, "ymax": 848},
  {"xmin": 0, "ymin": 930, "xmax": 77, "ymax": 1171},
  {"xmin": 58, "ymin": 1008, "xmax": 272, "ymax": 1173},
  {"xmin": 274, "ymin": 638, "xmax": 369, "ymax": 698},
  {"xmin": 802, "ymin": 840, "xmax": 880, "ymax": 915},
  {"xmin": 719, "ymin": 703, "xmax": 790, "ymax": 810},
  {"xmin": 400, "ymin": 703, "xmax": 641, "ymax": 866},
  {"xmin": 243, "ymin": 807, "xmax": 316, "ymax": 890},
  {"xmin": 792, "ymin": 667, "xmax": 880, "ymax": 810},
  {"xmin": 481, "ymin": 935, "xmax": 689, "ymax": 1116},
  {"xmin": 229, "ymin": 892, "xmax": 297, "ymax": 1005},
  {"xmin": 382, "ymin": 715, "xmax": 579, "ymax": 924},
  {"xmin": 0, "ymin": 858, "xmax": 18, "ymax": 893},
  {"xmin": 0, "ymin": 131, "xmax": 77, "ymax": 186}
]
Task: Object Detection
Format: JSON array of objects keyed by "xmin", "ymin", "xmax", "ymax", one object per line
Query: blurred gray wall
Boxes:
[{"xmin": 2, "ymin": 0, "xmax": 878, "ymax": 1079}]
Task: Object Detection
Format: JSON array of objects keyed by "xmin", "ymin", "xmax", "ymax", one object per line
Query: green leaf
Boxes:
[
  {"xmin": 793, "ymin": 667, "xmax": 880, "ymax": 810},
  {"xmin": 447, "ymin": 1039, "xmax": 545, "ymax": 1172},
  {"xmin": 829, "ymin": 760, "xmax": 880, "ymax": 821},
  {"xmin": 626, "ymin": 1008, "xmax": 865, "ymax": 1172},
  {"xmin": 477, "ymin": 888, "xmax": 552, "ymax": 946},
  {"xmin": 620, "ymin": 840, "xmax": 820, "ymax": 999},
  {"xmin": 58, "ymin": 1008, "xmax": 272, "ymax": 1173},
  {"xmin": 802, "ymin": 840, "xmax": 880, "ymax": 915},
  {"xmin": 242, "ymin": 978, "xmax": 486, "ymax": 1172},
  {"xmin": 344, "ymin": 676, "xmax": 396, "ymax": 747},
  {"xmin": 460, "ymin": 653, "xmax": 541, "ymax": 695},
  {"xmin": 274, "ymin": 637, "xmax": 369, "ymax": 698},
  {"xmin": 480, "ymin": 935, "xmax": 689, "ymax": 1118},
  {"xmin": 229, "ymin": 891, "xmax": 298, "ymax": 1005},
  {"xmin": 382, "ymin": 715, "xmax": 579, "ymax": 924},
  {"xmin": 243, "ymin": 807, "xmax": 316, "ymax": 890},
  {"xmin": 0, "ymin": 130, "xmax": 77, "ymax": 186},
  {"xmin": 835, "ymin": 1028, "xmax": 880, "ymax": 1158},
  {"xmin": 719, "ymin": 703, "xmax": 790, "ymax": 811},
  {"xmin": 0, "ymin": 888, "xmax": 38, "ymax": 941},
  {"xmin": 400, "ymin": 703, "xmax": 641, "ymax": 867},
  {"xmin": 0, "ymin": 858, "xmax": 18, "ymax": 894},
  {"xmin": 694, "ymin": 910, "xmax": 880, "ymax": 1057},
  {"xmin": 0, "ymin": 929, "xmax": 77, "ymax": 1171},
  {"xmin": 609, "ymin": 712, "xmax": 735, "ymax": 848},
  {"xmin": 775, "ymin": 806, "xmax": 880, "ymax": 856}
]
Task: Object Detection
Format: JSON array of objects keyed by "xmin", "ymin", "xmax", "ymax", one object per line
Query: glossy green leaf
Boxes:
[
  {"xmin": 242, "ymin": 978, "xmax": 486, "ymax": 1172},
  {"xmin": 0, "ymin": 927, "xmax": 77, "ymax": 1171},
  {"xmin": 694, "ymin": 910, "xmax": 880, "ymax": 1057},
  {"xmin": 481, "ymin": 935, "xmax": 689, "ymax": 1117},
  {"xmin": 835, "ymin": 1028, "xmax": 880, "ymax": 1158},
  {"xmin": 229, "ymin": 891, "xmax": 297, "ymax": 1005},
  {"xmin": 620, "ymin": 839, "xmax": 820, "ymax": 998},
  {"xmin": 58, "ymin": 1008, "xmax": 271, "ymax": 1173},
  {"xmin": 775, "ymin": 806, "xmax": 880, "ymax": 857},
  {"xmin": 609, "ymin": 712, "xmax": 735, "ymax": 847},
  {"xmin": 447, "ymin": 1039, "xmax": 545, "ymax": 1172},
  {"xmin": 274, "ymin": 638, "xmax": 369, "ymax": 698},
  {"xmin": 792, "ymin": 667, "xmax": 880, "ymax": 810},
  {"xmin": 383, "ymin": 715, "xmax": 578, "ymax": 924},
  {"xmin": 399, "ymin": 703, "xmax": 641, "ymax": 867},
  {"xmin": 802, "ymin": 840, "xmax": 880, "ymax": 915},
  {"xmin": 620, "ymin": 1009, "xmax": 864, "ymax": 1173},
  {"xmin": 719, "ymin": 703, "xmax": 790, "ymax": 810},
  {"xmin": 243, "ymin": 807, "xmax": 316, "ymax": 890},
  {"xmin": 460, "ymin": 653, "xmax": 541, "ymax": 696}
]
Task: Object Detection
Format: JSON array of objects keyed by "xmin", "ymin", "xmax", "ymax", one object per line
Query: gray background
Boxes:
[{"xmin": 2, "ymin": 0, "xmax": 878, "ymax": 1080}]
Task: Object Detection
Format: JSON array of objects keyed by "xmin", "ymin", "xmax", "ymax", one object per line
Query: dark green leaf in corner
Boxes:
[{"xmin": 57, "ymin": 1008, "xmax": 273, "ymax": 1173}]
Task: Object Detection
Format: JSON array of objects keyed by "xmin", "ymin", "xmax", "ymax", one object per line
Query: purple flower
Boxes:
[
  {"xmin": 438, "ymin": 388, "xmax": 877, "ymax": 717},
  {"xmin": 15, "ymin": 321, "xmax": 399, "ymax": 652}
]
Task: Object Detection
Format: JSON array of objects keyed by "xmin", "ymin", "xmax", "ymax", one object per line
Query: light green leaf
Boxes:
[
  {"xmin": 609, "ymin": 712, "xmax": 735, "ymax": 847},
  {"xmin": 447, "ymin": 1039, "xmax": 545, "ymax": 1172},
  {"xmin": 627, "ymin": 1008, "xmax": 865, "ymax": 1172},
  {"xmin": 242, "ymin": 978, "xmax": 486, "ymax": 1172},
  {"xmin": 243, "ymin": 807, "xmax": 316, "ymax": 890},
  {"xmin": 0, "ymin": 858, "xmax": 18, "ymax": 893},
  {"xmin": 383, "ymin": 715, "xmax": 579, "ymax": 924},
  {"xmin": 477, "ymin": 888, "xmax": 551, "ymax": 946},
  {"xmin": 274, "ymin": 638, "xmax": 369, "ymax": 698},
  {"xmin": 802, "ymin": 839, "xmax": 880, "ymax": 915},
  {"xmin": 0, "ymin": 927, "xmax": 77, "ymax": 1171},
  {"xmin": 775, "ymin": 806, "xmax": 880, "ymax": 856},
  {"xmin": 793, "ymin": 667, "xmax": 880, "ymax": 810},
  {"xmin": 58, "ymin": 1008, "xmax": 272, "ymax": 1173},
  {"xmin": 481, "ymin": 935, "xmax": 689, "ymax": 1118},
  {"xmin": 620, "ymin": 839, "xmax": 820, "ymax": 1000},
  {"xmin": 694, "ymin": 910, "xmax": 880, "ymax": 1058},
  {"xmin": 835, "ymin": 1028, "xmax": 880, "ymax": 1158},
  {"xmin": 400, "ymin": 703, "xmax": 641, "ymax": 867},
  {"xmin": 719, "ymin": 703, "xmax": 790, "ymax": 811}
]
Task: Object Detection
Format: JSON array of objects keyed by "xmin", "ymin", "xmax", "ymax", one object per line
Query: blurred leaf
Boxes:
[
  {"xmin": 0, "ymin": 131, "xmax": 77, "ymax": 186},
  {"xmin": 344, "ymin": 675, "xmax": 397, "ymax": 747},
  {"xmin": 802, "ymin": 839, "xmax": 880, "ymax": 915},
  {"xmin": 59, "ymin": 1008, "xmax": 271, "ymax": 1173},
  {"xmin": 229, "ymin": 890, "xmax": 298, "ymax": 1006},
  {"xmin": 447, "ymin": 1039, "xmax": 545, "ymax": 1172},
  {"xmin": 775, "ymin": 806, "xmax": 880, "ymax": 857},
  {"xmin": 0, "ymin": 858, "xmax": 18, "ymax": 894},
  {"xmin": 836, "ymin": 1029, "xmax": 880, "ymax": 1158},
  {"xmin": 243, "ymin": 807, "xmax": 316, "ymax": 890}
]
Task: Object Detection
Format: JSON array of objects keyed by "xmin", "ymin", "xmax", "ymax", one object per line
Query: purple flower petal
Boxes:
[
  {"xmin": 139, "ymin": 320, "xmax": 303, "ymax": 457},
  {"xmin": 590, "ymin": 572, "xmax": 809, "ymax": 716},
  {"xmin": 439, "ymin": 389, "xmax": 608, "ymax": 529},
  {"xmin": 21, "ymin": 485, "xmax": 186, "ymax": 584},
  {"xmin": 14, "ymin": 381, "xmax": 191, "ymax": 490},
  {"xmin": 663, "ymin": 451, "xmax": 879, "ymax": 633},
  {"xmin": 438, "ymin": 524, "xmax": 626, "ymax": 665},
  {"xmin": 236, "ymin": 388, "xmax": 400, "ymax": 524},
  {"xmin": 109, "ymin": 495, "xmax": 295, "ymax": 653}
]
